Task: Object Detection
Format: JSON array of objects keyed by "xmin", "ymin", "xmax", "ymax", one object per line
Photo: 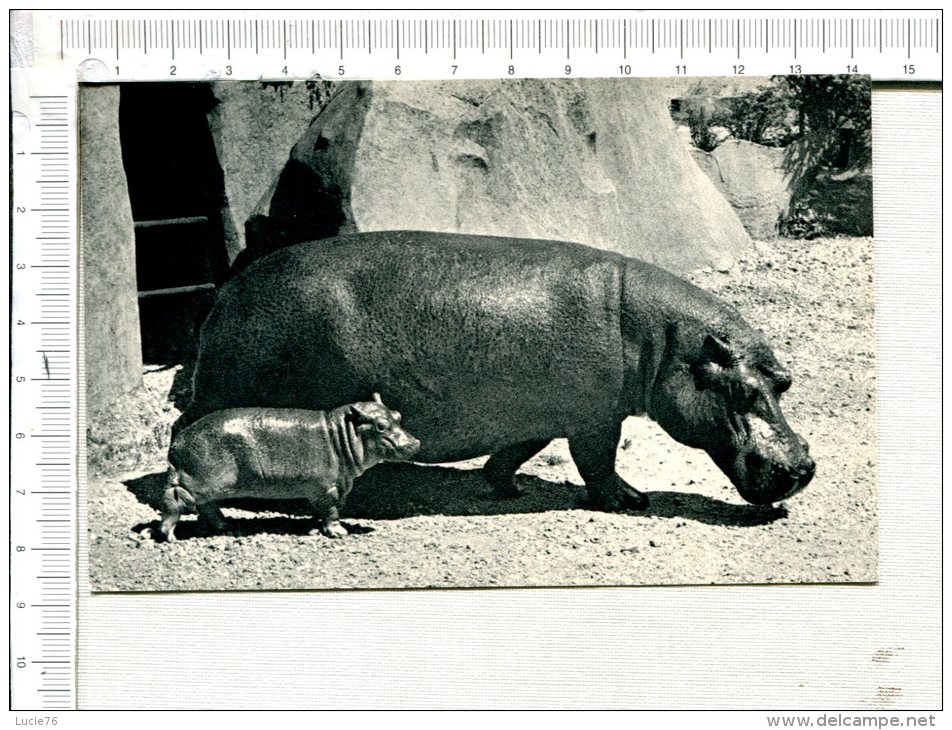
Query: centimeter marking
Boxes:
[
  {"xmin": 61, "ymin": 16, "xmax": 942, "ymax": 58},
  {"xmin": 48, "ymin": 12, "xmax": 941, "ymax": 80},
  {"xmin": 11, "ymin": 91, "xmax": 77, "ymax": 711}
]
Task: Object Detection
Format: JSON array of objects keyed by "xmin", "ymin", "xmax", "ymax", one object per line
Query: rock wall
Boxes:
[
  {"xmin": 80, "ymin": 84, "xmax": 142, "ymax": 410},
  {"xmin": 206, "ymin": 80, "xmax": 332, "ymax": 261},
  {"xmin": 245, "ymin": 79, "xmax": 751, "ymax": 274},
  {"xmin": 693, "ymin": 137, "xmax": 873, "ymax": 239},
  {"xmin": 692, "ymin": 140, "xmax": 790, "ymax": 240}
]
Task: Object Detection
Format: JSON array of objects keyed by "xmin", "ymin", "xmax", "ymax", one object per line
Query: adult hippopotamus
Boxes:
[{"xmin": 176, "ymin": 231, "xmax": 815, "ymax": 511}]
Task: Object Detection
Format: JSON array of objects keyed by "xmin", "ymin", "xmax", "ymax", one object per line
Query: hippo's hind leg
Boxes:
[
  {"xmin": 484, "ymin": 439, "xmax": 551, "ymax": 497},
  {"xmin": 158, "ymin": 469, "xmax": 229, "ymax": 541},
  {"xmin": 568, "ymin": 423, "xmax": 649, "ymax": 511}
]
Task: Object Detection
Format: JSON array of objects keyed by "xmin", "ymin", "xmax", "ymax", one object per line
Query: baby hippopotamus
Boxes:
[{"xmin": 155, "ymin": 394, "xmax": 420, "ymax": 541}]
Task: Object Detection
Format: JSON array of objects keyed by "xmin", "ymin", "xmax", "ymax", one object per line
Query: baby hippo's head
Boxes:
[{"xmin": 348, "ymin": 393, "xmax": 421, "ymax": 464}]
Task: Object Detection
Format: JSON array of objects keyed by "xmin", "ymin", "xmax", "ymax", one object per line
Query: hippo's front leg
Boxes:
[
  {"xmin": 568, "ymin": 423, "xmax": 649, "ymax": 511},
  {"xmin": 197, "ymin": 503, "xmax": 229, "ymax": 533},
  {"xmin": 309, "ymin": 482, "xmax": 349, "ymax": 538}
]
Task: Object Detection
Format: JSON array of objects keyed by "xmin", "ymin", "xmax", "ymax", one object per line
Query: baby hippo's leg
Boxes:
[
  {"xmin": 159, "ymin": 484, "xmax": 195, "ymax": 542},
  {"xmin": 318, "ymin": 503, "xmax": 348, "ymax": 539},
  {"xmin": 307, "ymin": 482, "xmax": 348, "ymax": 538}
]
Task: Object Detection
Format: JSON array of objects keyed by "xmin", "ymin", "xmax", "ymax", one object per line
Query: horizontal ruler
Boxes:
[{"xmin": 25, "ymin": 10, "xmax": 943, "ymax": 81}]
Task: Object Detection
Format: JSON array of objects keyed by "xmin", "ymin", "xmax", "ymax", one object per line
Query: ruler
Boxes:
[
  {"xmin": 9, "ymin": 86, "xmax": 78, "ymax": 710},
  {"xmin": 28, "ymin": 10, "xmax": 944, "ymax": 81},
  {"xmin": 7, "ymin": 8, "xmax": 943, "ymax": 711}
]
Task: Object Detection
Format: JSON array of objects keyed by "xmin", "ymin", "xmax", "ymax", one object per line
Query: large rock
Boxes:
[
  {"xmin": 206, "ymin": 80, "xmax": 333, "ymax": 261},
  {"xmin": 244, "ymin": 79, "xmax": 751, "ymax": 274},
  {"xmin": 692, "ymin": 136, "xmax": 873, "ymax": 240},
  {"xmin": 692, "ymin": 139, "xmax": 790, "ymax": 240},
  {"xmin": 80, "ymin": 84, "xmax": 142, "ymax": 410}
]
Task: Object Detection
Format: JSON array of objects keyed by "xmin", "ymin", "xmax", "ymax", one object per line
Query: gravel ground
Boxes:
[{"xmin": 87, "ymin": 235, "xmax": 877, "ymax": 591}]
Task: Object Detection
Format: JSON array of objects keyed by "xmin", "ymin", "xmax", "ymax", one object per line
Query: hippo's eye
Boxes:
[
  {"xmin": 773, "ymin": 375, "xmax": 792, "ymax": 395},
  {"xmin": 374, "ymin": 421, "xmax": 388, "ymax": 433}
]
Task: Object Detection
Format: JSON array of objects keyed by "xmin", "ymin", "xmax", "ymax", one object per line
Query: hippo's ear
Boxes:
[
  {"xmin": 371, "ymin": 392, "xmax": 383, "ymax": 404},
  {"xmin": 701, "ymin": 334, "xmax": 736, "ymax": 368}
]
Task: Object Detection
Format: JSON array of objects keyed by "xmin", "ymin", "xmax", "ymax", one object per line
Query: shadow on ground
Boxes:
[{"xmin": 124, "ymin": 462, "xmax": 786, "ymax": 539}]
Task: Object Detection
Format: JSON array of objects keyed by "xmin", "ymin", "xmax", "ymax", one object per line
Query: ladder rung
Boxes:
[
  {"xmin": 134, "ymin": 216, "xmax": 209, "ymax": 230},
  {"xmin": 137, "ymin": 283, "xmax": 215, "ymax": 299}
]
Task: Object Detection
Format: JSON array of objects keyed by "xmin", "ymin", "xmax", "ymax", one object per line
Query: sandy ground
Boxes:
[{"xmin": 87, "ymin": 235, "xmax": 877, "ymax": 591}]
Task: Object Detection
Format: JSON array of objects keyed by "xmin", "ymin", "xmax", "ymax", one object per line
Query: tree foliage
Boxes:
[
  {"xmin": 772, "ymin": 75, "xmax": 872, "ymax": 170},
  {"xmin": 681, "ymin": 75, "xmax": 871, "ymax": 169}
]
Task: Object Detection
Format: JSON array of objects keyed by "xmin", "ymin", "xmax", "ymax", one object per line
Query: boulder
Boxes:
[
  {"xmin": 206, "ymin": 80, "xmax": 333, "ymax": 261},
  {"xmin": 691, "ymin": 139, "xmax": 790, "ymax": 240},
  {"xmin": 80, "ymin": 84, "xmax": 142, "ymax": 410},
  {"xmin": 243, "ymin": 79, "xmax": 751, "ymax": 274}
]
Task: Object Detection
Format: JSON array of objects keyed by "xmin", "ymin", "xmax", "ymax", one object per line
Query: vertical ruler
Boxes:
[{"xmin": 10, "ymin": 87, "xmax": 78, "ymax": 710}]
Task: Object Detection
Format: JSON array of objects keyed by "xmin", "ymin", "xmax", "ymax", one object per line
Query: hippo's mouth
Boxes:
[
  {"xmin": 706, "ymin": 408, "xmax": 816, "ymax": 505},
  {"xmin": 731, "ymin": 450, "xmax": 816, "ymax": 505},
  {"xmin": 380, "ymin": 435, "xmax": 422, "ymax": 461},
  {"xmin": 709, "ymin": 444, "xmax": 815, "ymax": 506}
]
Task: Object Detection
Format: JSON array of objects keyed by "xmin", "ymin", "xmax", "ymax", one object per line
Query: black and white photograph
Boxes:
[{"xmin": 83, "ymin": 75, "xmax": 877, "ymax": 592}]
